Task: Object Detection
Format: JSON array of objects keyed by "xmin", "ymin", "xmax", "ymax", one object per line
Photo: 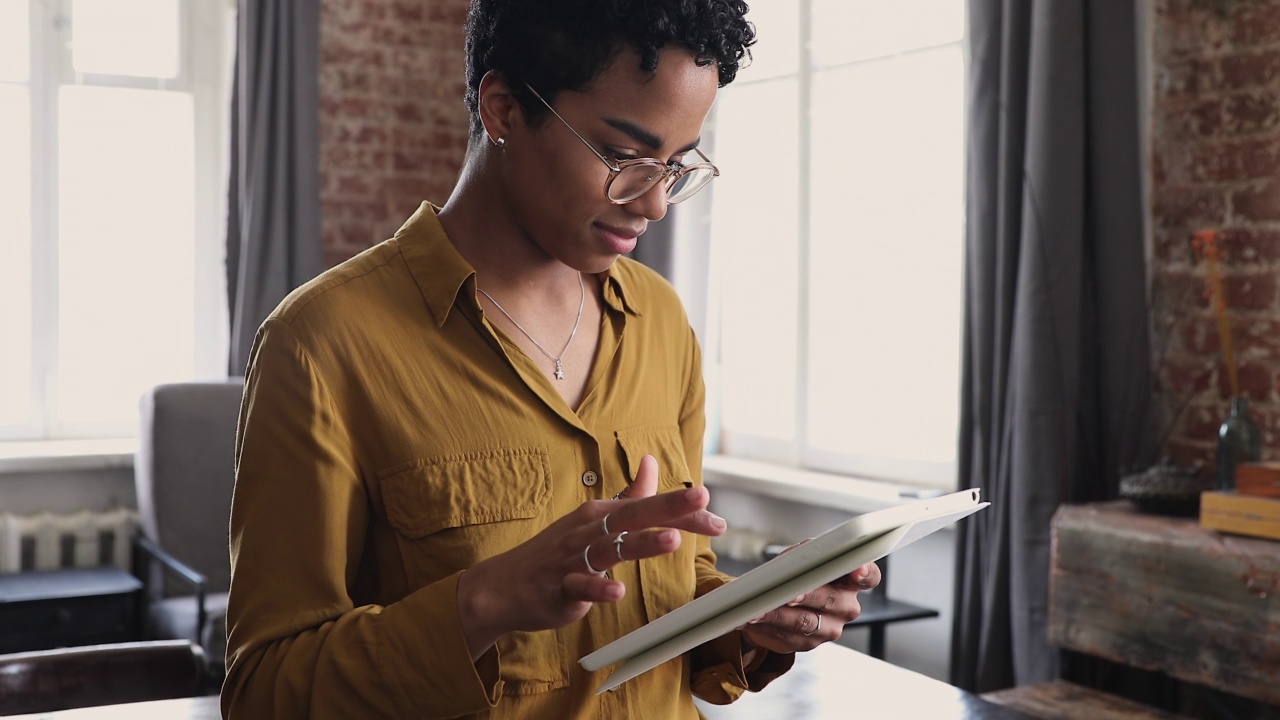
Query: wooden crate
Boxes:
[
  {"xmin": 1236, "ymin": 462, "xmax": 1280, "ymax": 499},
  {"xmin": 983, "ymin": 680, "xmax": 1188, "ymax": 719},
  {"xmin": 1200, "ymin": 491, "xmax": 1280, "ymax": 541},
  {"xmin": 1049, "ymin": 502, "xmax": 1280, "ymax": 705}
]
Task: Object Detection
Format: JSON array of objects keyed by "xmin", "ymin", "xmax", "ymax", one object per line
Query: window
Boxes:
[
  {"xmin": 1, "ymin": 0, "xmax": 235, "ymax": 440},
  {"xmin": 708, "ymin": 1, "xmax": 965, "ymax": 490}
]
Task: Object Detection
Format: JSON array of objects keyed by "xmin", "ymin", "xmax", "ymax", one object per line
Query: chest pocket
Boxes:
[
  {"xmin": 378, "ymin": 447, "xmax": 570, "ymax": 694},
  {"xmin": 616, "ymin": 425, "xmax": 698, "ymax": 625}
]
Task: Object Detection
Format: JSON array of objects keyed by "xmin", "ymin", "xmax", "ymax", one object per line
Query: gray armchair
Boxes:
[{"xmin": 133, "ymin": 378, "xmax": 243, "ymax": 675}]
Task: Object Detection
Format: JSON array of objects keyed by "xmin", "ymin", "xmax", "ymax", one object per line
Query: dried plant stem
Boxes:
[{"xmin": 1197, "ymin": 231, "xmax": 1239, "ymax": 397}]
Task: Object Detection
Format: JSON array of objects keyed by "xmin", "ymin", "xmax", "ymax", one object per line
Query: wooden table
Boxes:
[
  {"xmin": 1051, "ymin": 501, "xmax": 1280, "ymax": 706},
  {"xmin": 7, "ymin": 696, "xmax": 220, "ymax": 719},
  {"xmin": 12, "ymin": 644, "xmax": 1034, "ymax": 719}
]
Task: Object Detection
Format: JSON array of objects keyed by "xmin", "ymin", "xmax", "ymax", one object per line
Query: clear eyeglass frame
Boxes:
[{"xmin": 523, "ymin": 83, "xmax": 719, "ymax": 205}]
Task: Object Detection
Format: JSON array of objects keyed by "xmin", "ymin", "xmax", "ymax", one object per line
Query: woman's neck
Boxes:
[{"xmin": 439, "ymin": 166, "xmax": 585, "ymax": 303}]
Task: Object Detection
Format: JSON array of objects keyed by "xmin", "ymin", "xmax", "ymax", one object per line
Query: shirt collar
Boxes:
[
  {"xmin": 395, "ymin": 202, "xmax": 477, "ymax": 327},
  {"xmin": 599, "ymin": 263, "xmax": 643, "ymax": 317},
  {"xmin": 395, "ymin": 201, "xmax": 646, "ymax": 323}
]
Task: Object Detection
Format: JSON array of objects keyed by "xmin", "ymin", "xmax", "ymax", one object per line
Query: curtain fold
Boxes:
[
  {"xmin": 951, "ymin": 0, "xmax": 1154, "ymax": 692},
  {"xmin": 226, "ymin": 0, "xmax": 322, "ymax": 375}
]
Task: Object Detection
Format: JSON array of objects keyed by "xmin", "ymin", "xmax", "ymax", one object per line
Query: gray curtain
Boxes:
[
  {"xmin": 226, "ymin": 0, "xmax": 322, "ymax": 375},
  {"xmin": 950, "ymin": 0, "xmax": 1154, "ymax": 692}
]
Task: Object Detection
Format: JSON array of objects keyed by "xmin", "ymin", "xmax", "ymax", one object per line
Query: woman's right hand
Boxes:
[{"xmin": 455, "ymin": 455, "xmax": 726, "ymax": 660}]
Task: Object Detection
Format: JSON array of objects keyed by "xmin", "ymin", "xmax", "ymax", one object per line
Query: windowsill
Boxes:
[
  {"xmin": 702, "ymin": 454, "xmax": 946, "ymax": 515},
  {"xmin": 0, "ymin": 439, "xmax": 136, "ymax": 474}
]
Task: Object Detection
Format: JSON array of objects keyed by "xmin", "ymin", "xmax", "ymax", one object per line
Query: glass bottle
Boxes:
[{"xmin": 1217, "ymin": 396, "xmax": 1262, "ymax": 491}]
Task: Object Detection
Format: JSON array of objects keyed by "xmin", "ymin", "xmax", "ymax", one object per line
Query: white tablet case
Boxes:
[{"xmin": 580, "ymin": 488, "xmax": 988, "ymax": 693}]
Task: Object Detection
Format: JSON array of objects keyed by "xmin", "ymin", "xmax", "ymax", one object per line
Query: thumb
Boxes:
[{"xmin": 617, "ymin": 454, "xmax": 660, "ymax": 500}]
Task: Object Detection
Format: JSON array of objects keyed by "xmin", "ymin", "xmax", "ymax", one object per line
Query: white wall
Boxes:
[{"xmin": 0, "ymin": 465, "xmax": 135, "ymax": 516}]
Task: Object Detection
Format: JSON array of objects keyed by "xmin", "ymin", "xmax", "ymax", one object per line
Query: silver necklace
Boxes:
[{"xmin": 477, "ymin": 273, "xmax": 585, "ymax": 381}]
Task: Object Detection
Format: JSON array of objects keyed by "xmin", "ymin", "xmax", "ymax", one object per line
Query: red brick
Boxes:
[
  {"xmin": 1163, "ymin": 99, "xmax": 1225, "ymax": 138},
  {"xmin": 1232, "ymin": 179, "xmax": 1280, "ymax": 221},
  {"xmin": 1153, "ymin": 185, "xmax": 1228, "ymax": 229},
  {"xmin": 1150, "ymin": 268, "xmax": 1205, "ymax": 326},
  {"xmin": 1158, "ymin": 57, "xmax": 1221, "ymax": 101},
  {"xmin": 390, "ymin": 1, "xmax": 425, "ymax": 24},
  {"xmin": 1155, "ymin": 0, "xmax": 1230, "ymax": 59},
  {"xmin": 1190, "ymin": 138, "xmax": 1280, "ymax": 182},
  {"xmin": 1176, "ymin": 401, "xmax": 1230, "ymax": 444},
  {"xmin": 1181, "ymin": 315, "xmax": 1222, "ymax": 355},
  {"xmin": 1221, "ymin": 269, "xmax": 1279, "ymax": 309},
  {"xmin": 1223, "ymin": 92, "xmax": 1280, "ymax": 134},
  {"xmin": 1160, "ymin": 355, "xmax": 1218, "ymax": 396},
  {"xmin": 1221, "ymin": 48, "xmax": 1280, "ymax": 90},
  {"xmin": 1153, "ymin": 230, "xmax": 1193, "ymax": 265},
  {"xmin": 1229, "ymin": 4, "xmax": 1280, "ymax": 46},
  {"xmin": 1219, "ymin": 227, "xmax": 1280, "ymax": 263},
  {"xmin": 1236, "ymin": 319, "xmax": 1280, "ymax": 360},
  {"xmin": 1216, "ymin": 359, "xmax": 1275, "ymax": 400}
]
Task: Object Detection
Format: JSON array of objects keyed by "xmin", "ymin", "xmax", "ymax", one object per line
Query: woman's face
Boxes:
[{"xmin": 495, "ymin": 47, "xmax": 719, "ymax": 273}]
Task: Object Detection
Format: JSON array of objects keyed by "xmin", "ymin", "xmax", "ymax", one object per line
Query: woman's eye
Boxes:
[{"xmin": 607, "ymin": 149, "xmax": 639, "ymax": 162}]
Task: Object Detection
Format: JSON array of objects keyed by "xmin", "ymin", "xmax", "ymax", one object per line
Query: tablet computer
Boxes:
[{"xmin": 579, "ymin": 488, "xmax": 988, "ymax": 693}]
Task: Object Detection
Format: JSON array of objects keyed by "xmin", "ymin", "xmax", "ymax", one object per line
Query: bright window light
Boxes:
[
  {"xmin": 57, "ymin": 85, "xmax": 196, "ymax": 428},
  {"xmin": 0, "ymin": 86, "xmax": 33, "ymax": 426},
  {"xmin": 0, "ymin": 2, "xmax": 29, "ymax": 82},
  {"xmin": 71, "ymin": 0, "xmax": 181, "ymax": 79},
  {"xmin": 710, "ymin": 1, "xmax": 965, "ymax": 489}
]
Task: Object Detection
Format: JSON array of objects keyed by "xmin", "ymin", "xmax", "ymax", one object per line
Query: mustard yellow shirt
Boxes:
[{"xmin": 222, "ymin": 203, "xmax": 792, "ymax": 718}]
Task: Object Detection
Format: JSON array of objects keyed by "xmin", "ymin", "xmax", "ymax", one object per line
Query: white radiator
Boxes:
[{"xmin": 0, "ymin": 509, "xmax": 138, "ymax": 573}]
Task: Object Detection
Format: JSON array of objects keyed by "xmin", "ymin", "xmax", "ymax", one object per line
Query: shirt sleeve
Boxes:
[
  {"xmin": 221, "ymin": 319, "xmax": 502, "ymax": 719},
  {"xmin": 676, "ymin": 327, "xmax": 796, "ymax": 704}
]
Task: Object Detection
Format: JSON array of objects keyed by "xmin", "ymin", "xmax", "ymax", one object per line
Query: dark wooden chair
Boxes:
[{"xmin": 0, "ymin": 639, "xmax": 207, "ymax": 714}]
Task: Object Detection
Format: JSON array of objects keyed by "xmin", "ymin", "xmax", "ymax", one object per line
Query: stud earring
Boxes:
[{"xmin": 491, "ymin": 135, "xmax": 506, "ymax": 148}]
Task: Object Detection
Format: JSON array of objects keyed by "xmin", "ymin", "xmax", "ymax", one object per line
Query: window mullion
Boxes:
[
  {"xmin": 29, "ymin": 0, "xmax": 67, "ymax": 438},
  {"xmin": 794, "ymin": 0, "xmax": 813, "ymax": 468}
]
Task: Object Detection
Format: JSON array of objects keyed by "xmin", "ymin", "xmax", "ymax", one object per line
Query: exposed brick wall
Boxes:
[
  {"xmin": 1151, "ymin": 0, "xmax": 1280, "ymax": 471},
  {"xmin": 318, "ymin": 0, "xmax": 472, "ymax": 268}
]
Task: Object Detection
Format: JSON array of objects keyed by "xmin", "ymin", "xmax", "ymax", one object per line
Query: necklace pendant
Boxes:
[{"xmin": 554, "ymin": 359, "xmax": 565, "ymax": 381}]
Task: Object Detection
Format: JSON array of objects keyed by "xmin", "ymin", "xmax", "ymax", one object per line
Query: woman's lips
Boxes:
[{"xmin": 595, "ymin": 222, "xmax": 643, "ymax": 255}]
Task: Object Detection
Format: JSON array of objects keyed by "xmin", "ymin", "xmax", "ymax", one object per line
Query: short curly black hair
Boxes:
[{"xmin": 464, "ymin": 0, "xmax": 755, "ymax": 135}]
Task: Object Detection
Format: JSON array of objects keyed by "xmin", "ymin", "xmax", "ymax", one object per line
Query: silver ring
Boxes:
[
  {"xmin": 583, "ymin": 544, "xmax": 608, "ymax": 577},
  {"xmin": 601, "ymin": 514, "xmax": 612, "ymax": 536},
  {"xmin": 613, "ymin": 531, "xmax": 629, "ymax": 561},
  {"xmin": 802, "ymin": 611, "xmax": 822, "ymax": 637}
]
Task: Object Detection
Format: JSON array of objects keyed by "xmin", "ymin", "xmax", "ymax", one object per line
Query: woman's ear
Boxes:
[{"xmin": 477, "ymin": 71, "xmax": 519, "ymax": 146}]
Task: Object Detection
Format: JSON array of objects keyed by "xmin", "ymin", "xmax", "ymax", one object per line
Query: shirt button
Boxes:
[{"xmin": 581, "ymin": 470, "xmax": 599, "ymax": 487}]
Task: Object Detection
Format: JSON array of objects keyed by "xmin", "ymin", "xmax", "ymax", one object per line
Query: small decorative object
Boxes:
[
  {"xmin": 1120, "ymin": 459, "xmax": 1214, "ymax": 516},
  {"xmin": 1193, "ymin": 229, "xmax": 1263, "ymax": 490},
  {"xmin": 1218, "ymin": 396, "xmax": 1261, "ymax": 490}
]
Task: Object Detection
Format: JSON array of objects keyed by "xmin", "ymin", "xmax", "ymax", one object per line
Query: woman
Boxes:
[{"xmin": 221, "ymin": 1, "xmax": 880, "ymax": 717}]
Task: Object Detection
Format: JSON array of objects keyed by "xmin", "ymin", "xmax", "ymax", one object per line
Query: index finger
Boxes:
[{"xmin": 606, "ymin": 485, "xmax": 716, "ymax": 534}]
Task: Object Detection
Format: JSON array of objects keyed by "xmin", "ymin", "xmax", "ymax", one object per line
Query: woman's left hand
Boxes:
[{"xmin": 739, "ymin": 561, "xmax": 882, "ymax": 653}]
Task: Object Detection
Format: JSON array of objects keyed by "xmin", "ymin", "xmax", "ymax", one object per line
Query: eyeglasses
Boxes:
[{"xmin": 524, "ymin": 84, "xmax": 719, "ymax": 205}]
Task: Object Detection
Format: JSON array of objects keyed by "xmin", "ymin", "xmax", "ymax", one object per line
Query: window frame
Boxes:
[
  {"xmin": 4, "ymin": 0, "xmax": 233, "ymax": 441},
  {"xmin": 701, "ymin": 0, "xmax": 967, "ymax": 494}
]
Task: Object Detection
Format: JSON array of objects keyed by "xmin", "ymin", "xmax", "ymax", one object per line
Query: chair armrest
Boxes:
[{"xmin": 133, "ymin": 536, "xmax": 209, "ymax": 647}]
